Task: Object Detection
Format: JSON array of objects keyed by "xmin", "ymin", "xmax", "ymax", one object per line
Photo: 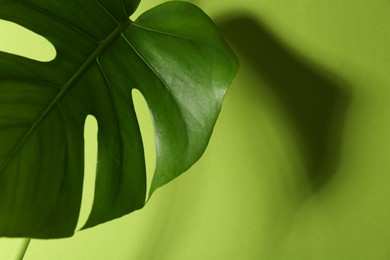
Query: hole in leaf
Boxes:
[
  {"xmin": 76, "ymin": 115, "xmax": 98, "ymax": 231},
  {"xmin": 132, "ymin": 89, "xmax": 156, "ymax": 200},
  {"xmin": 0, "ymin": 19, "xmax": 56, "ymax": 62}
]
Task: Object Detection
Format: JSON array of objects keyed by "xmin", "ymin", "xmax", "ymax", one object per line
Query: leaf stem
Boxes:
[{"xmin": 12, "ymin": 238, "xmax": 31, "ymax": 260}]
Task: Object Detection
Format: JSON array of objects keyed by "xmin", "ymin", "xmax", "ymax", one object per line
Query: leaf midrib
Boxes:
[{"xmin": 0, "ymin": 18, "xmax": 130, "ymax": 174}]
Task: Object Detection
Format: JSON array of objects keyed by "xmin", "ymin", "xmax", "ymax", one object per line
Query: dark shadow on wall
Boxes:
[{"xmin": 217, "ymin": 15, "xmax": 352, "ymax": 192}]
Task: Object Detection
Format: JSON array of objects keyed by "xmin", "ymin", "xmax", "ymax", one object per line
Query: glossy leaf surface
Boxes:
[{"xmin": 0, "ymin": 0, "xmax": 237, "ymax": 238}]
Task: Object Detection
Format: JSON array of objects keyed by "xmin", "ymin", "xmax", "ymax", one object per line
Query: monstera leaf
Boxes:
[{"xmin": 0, "ymin": 0, "xmax": 237, "ymax": 238}]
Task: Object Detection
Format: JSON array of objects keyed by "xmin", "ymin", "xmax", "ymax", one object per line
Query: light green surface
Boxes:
[{"xmin": 1, "ymin": 0, "xmax": 390, "ymax": 259}]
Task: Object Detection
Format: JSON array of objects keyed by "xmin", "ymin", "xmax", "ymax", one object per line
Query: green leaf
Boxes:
[{"xmin": 0, "ymin": 0, "xmax": 237, "ymax": 238}]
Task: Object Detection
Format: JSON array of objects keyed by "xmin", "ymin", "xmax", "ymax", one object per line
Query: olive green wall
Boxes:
[{"xmin": 1, "ymin": 0, "xmax": 390, "ymax": 259}]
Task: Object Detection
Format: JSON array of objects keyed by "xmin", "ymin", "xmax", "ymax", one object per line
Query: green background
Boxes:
[{"xmin": 1, "ymin": 0, "xmax": 390, "ymax": 259}]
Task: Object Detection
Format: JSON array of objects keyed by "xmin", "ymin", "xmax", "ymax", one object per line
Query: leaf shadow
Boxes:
[{"xmin": 216, "ymin": 15, "xmax": 352, "ymax": 193}]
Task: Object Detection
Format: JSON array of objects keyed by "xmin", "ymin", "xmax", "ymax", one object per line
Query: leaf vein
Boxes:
[
  {"xmin": 120, "ymin": 32, "xmax": 190, "ymax": 144},
  {"xmin": 119, "ymin": 0, "xmax": 129, "ymax": 18},
  {"xmin": 131, "ymin": 22, "xmax": 202, "ymax": 44},
  {"xmin": 16, "ymin": 0, "xmax": 99, "ymax": 44},
  {"xmin": 96, "ymin": 58, "xmax": 124, "ymax": 206},
  {"xmin": 96, "ymin": 57, "xmax": 123, "ymax": 145},
  {"xmin": 0, "ymin": 78, "xmax": 62, "ymax": 90},
  {"xmin": 93, "ymin": 0, "xmax": 120, "ymax": 25}
]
